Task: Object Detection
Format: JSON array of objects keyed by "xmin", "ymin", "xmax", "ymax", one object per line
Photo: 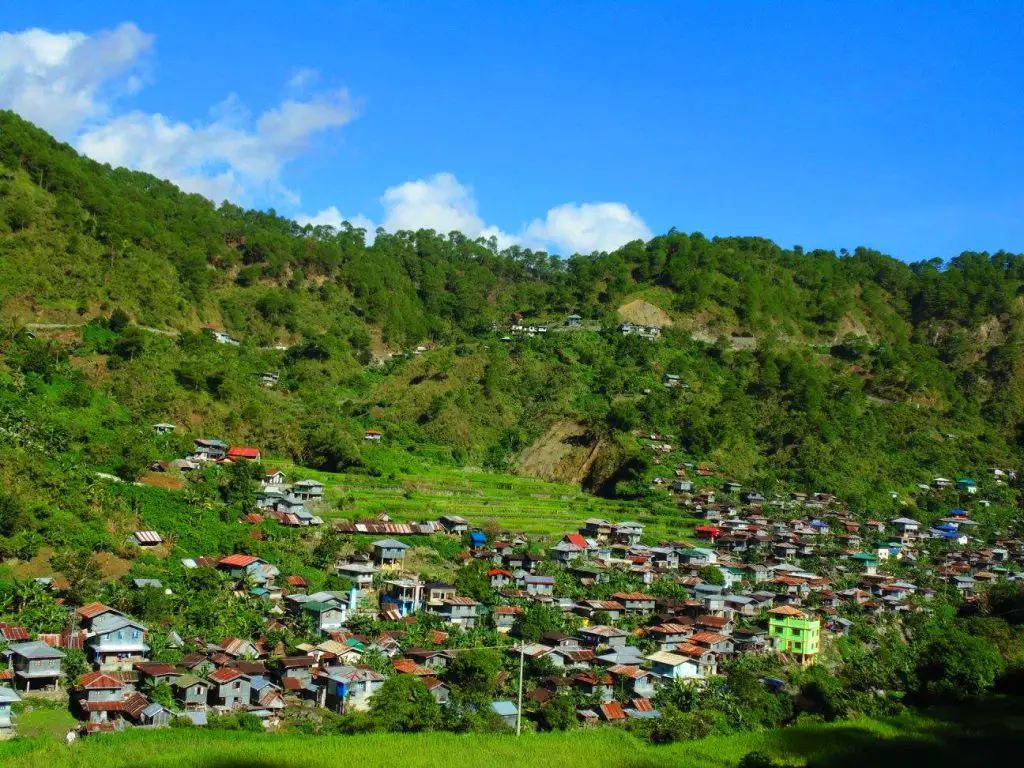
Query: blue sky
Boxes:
[{"xmin": 1, "ymin": 2, "xmax": 1022, "ymax": 259}]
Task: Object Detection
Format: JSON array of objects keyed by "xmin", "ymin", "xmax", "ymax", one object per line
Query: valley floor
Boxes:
[{"xmin": 2, "ymin": 698, "xmax": 1021, "ymax": 768}]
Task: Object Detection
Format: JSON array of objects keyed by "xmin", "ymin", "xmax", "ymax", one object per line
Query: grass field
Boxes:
[
  {"xmin": 3, "ymin": 699, "xmax": 1020, "ymax": 768},
  {"xmin": 272, "ymin": 455, "xmax": 701, "ymax": 542}
]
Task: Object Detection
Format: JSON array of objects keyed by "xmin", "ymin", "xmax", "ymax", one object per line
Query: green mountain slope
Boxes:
[{"xmin": 3, "ymin": 108, "xmax": 1024, "ymax": 525}]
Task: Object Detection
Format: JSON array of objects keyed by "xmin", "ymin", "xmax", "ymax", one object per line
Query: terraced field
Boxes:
[{"xmin": 270, "ymin": 458, "xmax": 701, "ymax": 542}]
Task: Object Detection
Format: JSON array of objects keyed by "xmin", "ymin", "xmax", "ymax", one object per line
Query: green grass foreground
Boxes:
[{"xmin": 2, "ymin": 700, "xmax": 1022, "ymax": 768}]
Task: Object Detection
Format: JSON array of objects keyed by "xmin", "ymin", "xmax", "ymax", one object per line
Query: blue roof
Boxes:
[{"xmin": 490, "ymin": 700, "xmax": 518, "ymax": 717}]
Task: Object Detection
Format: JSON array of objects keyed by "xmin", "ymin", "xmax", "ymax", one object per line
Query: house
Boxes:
[
  {"xmin": 298, "ymin": 600, "xmax": 348, "ymax": 634},
  {"xmin": 663, "ymin": 374, "xmax": 683, "ymax": 388},
  {"xmin": 645, "ymin": 651, "xmax": 700, "ymax": 680},
  {"xmin": 573, "ymin": 671, "xmax": 613, "ymax": 701},
  {"xmin": 493, "ymin": 605, "xmax": 522, "ymax": 633},
  {"xmin": 364, "ymin": 430, "xmax": 383, "ymax": 442},
  {"xmin": 768, "ymin": 606, "xmax": 820, "ymax": 664},
  {"xmin": 671, "ymin": 480, "xmax": 693, "ymax": 492},
  {"xmin": 209, "ymin": 668, "xmax": 251, "ymax": 709},
  {"xmin": 608, "ymin": 665, "xmax": 657, "ymax": 698},
  {"xmin": 320, "ymin": 666, "xmax": 385, "ymax": 713},
  {"xmin": 132, "ymin": 530, "xmax": 163, "ymax": 548},
  {"xmin": 86, "ymin": 614, "xmax": 149, "ymax": 671},
  {"xmin": 578, "ymin": 625, "xmax": 628, "ymax": 648},
  {"xmin": 488, "ymin": 568, "xmax": 513, "ymax": 589},
  {"xmin": 372, "ymin": 539, "xmax": 409, "ymax": 567},
  {"xmin": 548, "ymin": 540, "xmax": 584, "ymax": 564},
  {"xmin": 227, "ymin": 446, "xmax": 261, "ymax": 462},
  {"xmin": 217, "ymin": 555, "xmax": 279, "ymax": 586},
  {"xmin": 77, "ymin": 671, "xmax": 150, "ymax": 726},
  {"xmin": 690, "ymin": 632, "xmax": 734, "ymax": 655},
  {"xmin": 259, "ymin": 371, "xmax": 280, "ymax": 388},
  {"xmin": 152, "ymin": 423, "xmax": 176, "ymax": 435},
  {"xmin": 4, "ymin": 640, "xmax": 65, "ymax": 691},
  {"xmin": 193, "ymin": 439, "xmax": 227, "ymax": 460},
  {"xmin": 647, "ymin": 624, "xmax": 693, "ymax": 651},
  {"xmin": 172, "ymin": 675, "xmax": 212, "ymax": 709},
  {"xmin": 141, "ymin": 702, "xmax": 173, "ymax": 727},
  {"xmin": 439, "ymin": 515, "xmax": 469, "ymax": 534},
  {"xmin": 0, "ymin": 687, "xmax": 20, "ymax": 737},
  {"xmin": 525, "ymin": 575, "xmax": 555, "ymax": 596},
  {"xmin": 134, "ymin": 662, "xmax": 181, "ymax": 687},
  {"xmin": 291, "ymin": 480, "xmax": 325, "ymax": 501},
  {"xmin": 612, "ymin": 522, "xmax": 644, "ymax": 546},
  {"xmin": 890, "ymin": 517, "xmax": 921, "ymax": 540},
  {"xmin": 490, "ymin": 700, "xmax": 519, "ymax": 728},
  {"xmin": 721, "ymin": 481, "xmax": 742, "ymax": 494},
  {"xmin": 427, "ymin": 597, "xmax": 480, "ymax": 629},
  {"xmin": 380, "ymin": 579, "xmax": 424, "ymax": 616},
  {"xmin": 424, "ymin": 677, "xmax": 450, "ymax": 705},
  {"xmin": 648, "ymin": 547, "xmax": 680, "ymax": 570},
  {"xmin": 956, "ymin": 479, "xmax": 978, "ymax": 494},
  {"xmin": 565, "ymin": 314, "xmax": 582, "ymax": 327},
  {"xmin": 337, "ymin": 563, "xmax": 378, "ymax": 590}
]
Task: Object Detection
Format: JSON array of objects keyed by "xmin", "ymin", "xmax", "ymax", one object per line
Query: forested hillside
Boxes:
[{"xmin": 3, "ymin": 107, "xmax": 1024, "ymax": 526}]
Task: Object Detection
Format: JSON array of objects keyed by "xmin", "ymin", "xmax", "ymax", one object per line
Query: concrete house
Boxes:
[
  {"xmin": 86, "ymin": 614, "xmax": 149, "ymax": 671},
  {"xmin": 372, "ymin": 539, "xmax": 409, "ymax": 567},
  {"xmin": 320, "ymin": 666, "xmax": 385, "ymax": 713},
  {"xmin": 4, "ymin": 640, "xmax": 65, "ymax": 691},
  {"xmin": 380, "ymin": 579, "xmax": 424, "ymax": 616},
  {"xmin": 612, "ymin": 522, "xmax": 644, "ymax": 546},
  {"xmin": 428, "ymin": 597, "xmax": 479, "ymax": 629},
  {"xmin": 193, "ymin": 439, "xmax": 227, "ymax": 460},
  {"xmin": 0, "ymin": 687, "xmax": 21, "ymax": 738},
  {"xmin": 439, "ymin": 515, "xmax": 470, "ymax": 534},
  {"xmin": 525, "ymin": 575, "xmax": 555, "ymax": 596},
  {"xmin": 291, "ymin": 480, "xmax": 325, "ymax": 501},
  {"xmin": 646, "ymin": 651, "xmax": 700, "ymax": 680},
  {"xmin": 612, "ymin": 592, "xmax": 656, "ymax": 614},
  {"xmin": 647, "ymin": 624, "xmax": 693, "ymax": 652}
]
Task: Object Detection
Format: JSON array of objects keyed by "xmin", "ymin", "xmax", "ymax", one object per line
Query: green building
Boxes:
[{"xmin": 768, "ymin": 606, "xmax": 820, "ymax": 663}]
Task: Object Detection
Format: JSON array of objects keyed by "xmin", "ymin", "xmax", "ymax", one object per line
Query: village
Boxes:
[{"xmin": 2, "ymin": 431, "xmax": 1020, "ymax": 740}]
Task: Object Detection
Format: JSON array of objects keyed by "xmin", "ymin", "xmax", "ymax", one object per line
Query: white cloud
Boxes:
[
  {"xmin": 297, "ymin": 206, "xmax": 377, "ymax": 243},
  {"xmin": 522, "ymin": 202, "xmax": 652, "ymax": 253},
  {"xmin": 378, "ymin": 172, "xmax": 514, "ymax": 248},
  {"xmin": 0, "ymin": 23, "xmax": 356, "ymax": 206},
  {"xmin": 287, "ymin": 67, "xmax": 320, "ymax": 93},
  {"xmin": 0, "ymin": 22, "xmax": 152, "ymax": 138},
  {"xmin": 298, "ymin": 173, "xmax": 650, "ymax": 253},
  {"xmin": 78, "ymin": 89, "xmax": 356, "ymax": 204}
]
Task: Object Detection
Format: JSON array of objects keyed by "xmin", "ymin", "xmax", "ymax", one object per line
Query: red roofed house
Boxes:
[
  {"xmin": 599, "ymin": 701, "xmax": 626, "ymax": 722},
  {"xmin": 564, "ymin": 533, "xmax": 588, "ymax": 550},
  {"xmin": 227, "ymin": 447, "xmax": 261, "ymax": 462},
  {"xmin": 208, "ymin": 667, "xmax": 250, "ymax": 708},
  {"xmin": 488, "ymin": 568, "xmax": 513, "ymax": 588}
]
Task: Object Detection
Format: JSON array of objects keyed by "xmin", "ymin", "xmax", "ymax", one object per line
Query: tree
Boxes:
[
  {"xmin": 0, "ymin": 492, "xmax": 30, "ymax": 537},
  {"xmin": 916, "ymin": 628, "xmax": 1003, "ymax": 702},
  {"xmin": 367, "ymin": 675, "xmax": 441, "ymax": 732},
  {"xmin": 108, "ymin": 308, "xmax": 131, "ymax": 333},
  {"xmin": 512, "ymin": 603, "xmax": 562, "ymax": 643},
  {"xmin": 698, "ymin": 565, "xmax": 726, "ymax": 586},
  {"xmin": 454, "ymin": 560, "xmax": 493, "ymax": 604},
  {"xmin": 536, "ymin": 694, "xmax": 576, "ymax": 731},
  {"xmin": 447, "ymin": 649, "xmax": 501, "ymax": 700},
  {"xmin": 51, "ymin": 549, "xmax": 100, "ymax": 605}
]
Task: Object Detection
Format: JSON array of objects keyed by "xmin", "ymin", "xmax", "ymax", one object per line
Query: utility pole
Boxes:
[{"xmin": 516, "ymin": 640, "xmax": 525, "ymax": 736}]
